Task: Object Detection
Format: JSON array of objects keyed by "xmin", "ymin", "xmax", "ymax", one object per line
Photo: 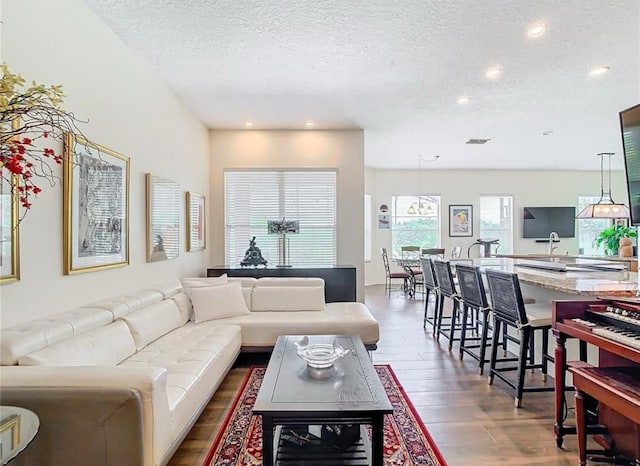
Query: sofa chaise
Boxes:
[{"xmin": 0, "ymin": 276, "xmax": 379, "ymax": 466}]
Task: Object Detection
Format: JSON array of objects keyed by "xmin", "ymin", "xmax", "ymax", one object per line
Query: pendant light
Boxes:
[
  {"xmin": 407, "ymin": 155, "xmax": 439, "ymax": 215},
  {"xmin": 576, "ymin": 152, "xmax": 630, "ymax": 219}
]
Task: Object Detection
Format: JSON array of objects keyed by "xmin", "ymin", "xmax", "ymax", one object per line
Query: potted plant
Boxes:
[{"xmin": 593, "ymin": 224, "xmax": 638, "ymax": 255}]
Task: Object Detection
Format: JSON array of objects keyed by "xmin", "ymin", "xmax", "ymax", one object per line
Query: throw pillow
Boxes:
[
  {"xmin": 190, "ymin": 282, "xmax": 250, "ymax": 323},
  {"xmin": 180, "ymin": 274, "xmax": 228, "ymax": 299}
]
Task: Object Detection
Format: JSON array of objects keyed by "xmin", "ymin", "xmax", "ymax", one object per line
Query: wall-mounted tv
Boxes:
[
  {"xmin": 620, "ymin": 103, "xmax": 640, "ymax": 226},
  {"xmin": 522, "ymin": 207, "xmax": 576, "ymax": 238}
]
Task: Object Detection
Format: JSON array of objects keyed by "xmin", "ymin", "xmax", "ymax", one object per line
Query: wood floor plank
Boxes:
[{"xmin": 168, "ymin": 285, "xmax": 587, "ymax": 465}]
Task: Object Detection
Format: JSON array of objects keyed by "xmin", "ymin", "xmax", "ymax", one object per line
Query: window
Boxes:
[
  {"xmin": 364, "ymin": 194, "xmax": 371, "ymax": 262},
  {"xmin": 224, "ymin": 170, "xmax": 337, "ymax": 266},
  {"xmin": 391, "ymin": 195, "xmax": 441, "ymax": 257},
  {"xmin": 479, "ymin": 196, "xmax": 513, "ymax": 253},
  {"xmin": 577, "ymin": 196, "xmax": 611, "ymax": 255}
]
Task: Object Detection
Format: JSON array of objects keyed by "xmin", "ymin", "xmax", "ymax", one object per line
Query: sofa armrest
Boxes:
[{"xmin": 0, "ymin": 366, "xmax": 172, "ymax": 466}]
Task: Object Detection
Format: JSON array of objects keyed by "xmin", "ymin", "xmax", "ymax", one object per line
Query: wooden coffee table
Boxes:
[{"xmin": 253, "ymin": 334, "xmax": 392, "ymax": 466}]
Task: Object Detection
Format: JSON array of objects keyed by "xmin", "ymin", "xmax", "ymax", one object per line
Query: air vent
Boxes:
[{"xmin": 466, "ymin": 138, "xmax": 491, "ymax": 145}]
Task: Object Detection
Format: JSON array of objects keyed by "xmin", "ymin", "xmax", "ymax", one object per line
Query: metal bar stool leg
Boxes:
[
  {"xmin": 435, "ymin": 294, "xmax": 445, "ymax": 339},
  {"xmin": 459, "ymin": 304, "xmax": 469, "ymax": 360},
  {"xmin": 487, "ymin": 317, "xmax": 502, "ymax": 386},
  {"xmin": 478, "ymin": 309, "xmax": 491, "ymax": 375},
  {"xmin": 422, "ymin": 288, "xmax": 431, "ymax": 329},
  {"xmin": 448, "ymin": 299, "xmax": 459, "ymax": 351},
  {"xmin": 514, "ymin": 327, "xmax": 531, "ymax": 408}
]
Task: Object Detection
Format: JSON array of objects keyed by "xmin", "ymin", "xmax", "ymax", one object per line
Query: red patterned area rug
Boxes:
[{"xmin": 203, "ymin": 364, "xmax": 448, "ymax": 466}]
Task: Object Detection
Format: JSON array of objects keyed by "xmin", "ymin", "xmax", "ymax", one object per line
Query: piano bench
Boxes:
[{"xmin": 570, "ymin": 366, "xmax": 640, "ymax": 466}]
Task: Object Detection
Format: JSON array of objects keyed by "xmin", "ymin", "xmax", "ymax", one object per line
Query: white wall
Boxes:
[
  {"xmin": 365, "ymin": 168, "xmax": 628, "ymax": 285},
  {"xmin": 210, "ymin": 130, "xmax": 365, "ymax": 301},
  {"xmin": 0, "ymin": 0, "xmax": 211, "ymax": 327}
]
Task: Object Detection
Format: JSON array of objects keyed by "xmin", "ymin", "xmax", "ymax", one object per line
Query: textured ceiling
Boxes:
[{"xmin": 85, "ymin": 0, "xmax": 639, "ymax": 170}]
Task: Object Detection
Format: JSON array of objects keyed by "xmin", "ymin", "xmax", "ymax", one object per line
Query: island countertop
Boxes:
[
  {"xmin": 495, "ymin": 253, "xmax": 638, "ymax": 271},
  {"xmin": 466, "ymin": 258, "xmax": 638, "ymax": 297}
]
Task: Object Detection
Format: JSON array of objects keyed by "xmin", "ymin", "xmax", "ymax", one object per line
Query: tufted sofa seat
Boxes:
[{"xmin": 0, "ymin": 276, "xmax": 379, "ymax": 466}]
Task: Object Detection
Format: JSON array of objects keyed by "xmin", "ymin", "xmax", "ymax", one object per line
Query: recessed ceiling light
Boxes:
[
  {"xmin": 485, "ymin": 66, "xmax": 503, "ymax": 80},
  {"xmin": 457, "ymin": 96, "xmax": 470, "ymax": 105},
  {"xmin": 245, "ymin": 122, "xmax": 253, "ymax": 127},
  {"xmin": 305, "ymin": 121, "xmax": 314, "ymax": 127},
  {"xmin": 589, "ymin": 65, "xmax": 610, "ymax": 77},
  {"xmin": 527, "ymin": 23, "xmax": 547, "ymax": 38},
  {"xmin": 542, "ymin": 130, "xmax": 554, "ymax": 136}
]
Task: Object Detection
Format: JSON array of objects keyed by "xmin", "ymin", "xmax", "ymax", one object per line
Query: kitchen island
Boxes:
[{"xmin": 467, "ymin": 257, "xmax": 638, "ymax": 301}]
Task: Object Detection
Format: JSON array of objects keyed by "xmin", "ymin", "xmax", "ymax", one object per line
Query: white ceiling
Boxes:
[{"xmin": 85, "ymin": 0, "xmax": 640, "ymax": 170}]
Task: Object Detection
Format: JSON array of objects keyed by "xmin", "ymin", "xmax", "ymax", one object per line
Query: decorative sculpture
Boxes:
[{"xmin": 240, "ymin": 236, "xmax": 268, "ymax": 268}]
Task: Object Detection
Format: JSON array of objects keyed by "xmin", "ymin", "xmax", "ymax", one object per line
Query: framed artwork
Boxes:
[
  {"xmin": 186, "ymin": 191, "xmax": 206, "ymax": 251},
  {"xmin": 0, "ymin": 119, "xmax": 20, "ymax": 284},
  {"xmin": 449, "ymin": 205, "xmax": 473, "ymax": 237},
  {"xmin": 146, "ymin": 173, "xmax": 180, "ymax": 262},
  {"xmin": 63, "ymin": 133, "xmax": 130, "ymax": 274},
  {"xmin": 0, "ymin": 413, "xmax": 21, "ymax": 452}
]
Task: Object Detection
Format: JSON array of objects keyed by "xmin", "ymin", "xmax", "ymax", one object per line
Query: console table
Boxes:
[{"xmin": 206, "ymin": 265, "xmax": 356, "ymax": 303}]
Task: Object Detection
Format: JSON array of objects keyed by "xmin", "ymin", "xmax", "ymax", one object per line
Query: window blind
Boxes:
[{"xmin": 225, "ymin": 170, "xmax": 337, "ymax": 266}]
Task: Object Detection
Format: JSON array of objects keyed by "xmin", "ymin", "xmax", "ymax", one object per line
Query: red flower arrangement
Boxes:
[{"xmin": 1, "ymin": 63, "xmax": 86, "ymax": 218}]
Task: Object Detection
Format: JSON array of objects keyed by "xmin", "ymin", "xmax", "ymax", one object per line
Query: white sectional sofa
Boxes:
[{"xmin": 0, "ymin": 276, "xmax": 379, "ymax": 466}]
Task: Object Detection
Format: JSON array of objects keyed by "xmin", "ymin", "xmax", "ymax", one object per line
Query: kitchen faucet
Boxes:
[{"xmin": 549, "ymin": 231, "xmax": 559, "ymax": 255}]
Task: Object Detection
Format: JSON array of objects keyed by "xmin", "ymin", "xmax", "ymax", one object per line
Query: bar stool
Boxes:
[
  {"xmin": 433, "ymin": 260, "xmax": 462, "ymax": 350},
  {"xmin": 420, "ymin": 257, "xmax": 440, "ymax": 331},
  {"xmin": 485, "ymin": 269, "xmax": 554, "ymax": 408},
  {"xmin": 456, "ymin": 264, "xmax": 492, "ymax": 374}
]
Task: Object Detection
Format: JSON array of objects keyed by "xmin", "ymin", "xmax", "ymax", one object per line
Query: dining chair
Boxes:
[
  {"xmin": 422, "ymin": 248, "xmax": 445, "ymax": 259},
  {"xmin": 381, "ymin": 248, "xmax": 410, "ymax": 297},
  {"xmin": 401, "ymin": 245, "xmax": 421, "ymax": 260},
  {"xmin": 400, "ymin": 246, "xmax": 422, "ymax": 297},
  {"xmin": 485, "ymin": 269, "xmax": 554, "ymax": 408}
]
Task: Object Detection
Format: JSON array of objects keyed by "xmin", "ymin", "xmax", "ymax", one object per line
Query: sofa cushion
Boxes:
[
  {"xmin": 170, "ymin": 292, "xmax": 192, "ymax": 324},
  {"xmin": 228, "ymin": 277, "xmax": 257, "ymax": 308},
  {"xmin": 88, "ymin": 291, "xmax": 162, "ymax": 319},
  {"xmin": 120, "ymin": 322, "xmax": 241, "ymax": 432},
  {"xmin": 17, "ymin": 320, "xmax": 136, "ymax": 366},
  {"xmin": 251, "ymin": 284, "xmax": 325, "ymax": 311},
  {"xmin": 148, "ymin": 280, "xmax": 183, "ymax": 299},
  {"xmin": 190, "ymin": 282, "xmax": 250, "ymax": 323},
  {"xmin": 119, "ymin": 300, "xmax": 184, "ymax": 351},
  {"xmin": 217, "ymin": 302, "xmax": 379, "ymax": 347},
  {"xmin": 0, "ymin": 307, "xmax": 115, "ymax": 365},
  {"xmin": 180, "ymin": 275, "xmax": 228, "ymax": 299}
]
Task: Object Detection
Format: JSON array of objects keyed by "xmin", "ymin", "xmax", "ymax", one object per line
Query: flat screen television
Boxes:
[
  {"xmin": 522, "ymin": 207, "xmax": 576, "ymax": 238},
  {"xmin": 620, "ymin": 103, "xmax": 640, "ymax": 226}
]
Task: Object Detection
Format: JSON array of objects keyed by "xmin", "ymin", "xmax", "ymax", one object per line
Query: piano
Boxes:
[{"xmin": 553, "ymin": 298, "xmax": 640, "ymax": 463}]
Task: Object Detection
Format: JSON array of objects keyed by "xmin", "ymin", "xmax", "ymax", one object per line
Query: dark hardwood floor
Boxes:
[{"xmin": 169, "ymin": 285, "xmax": 584, "ymax": 466}]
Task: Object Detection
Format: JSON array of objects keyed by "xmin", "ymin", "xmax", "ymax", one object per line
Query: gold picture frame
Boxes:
[
  {"xmin": 186, "ymin": 191, "xmax": 206, "ymax": 252},
  {"xmin": 0, "ymin": 413, "xmax": 21, "ymax": 452},
  {"xmin": 146, "ymin": 173, "xmax": 180, "ymax": 262},
  {"xmin": 0, "ymin": 118, "xmax": 20, "ymax": 284},
  {"xmin": 63, "ymin": 133, "xmax": 130, "ymax": 274}
]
